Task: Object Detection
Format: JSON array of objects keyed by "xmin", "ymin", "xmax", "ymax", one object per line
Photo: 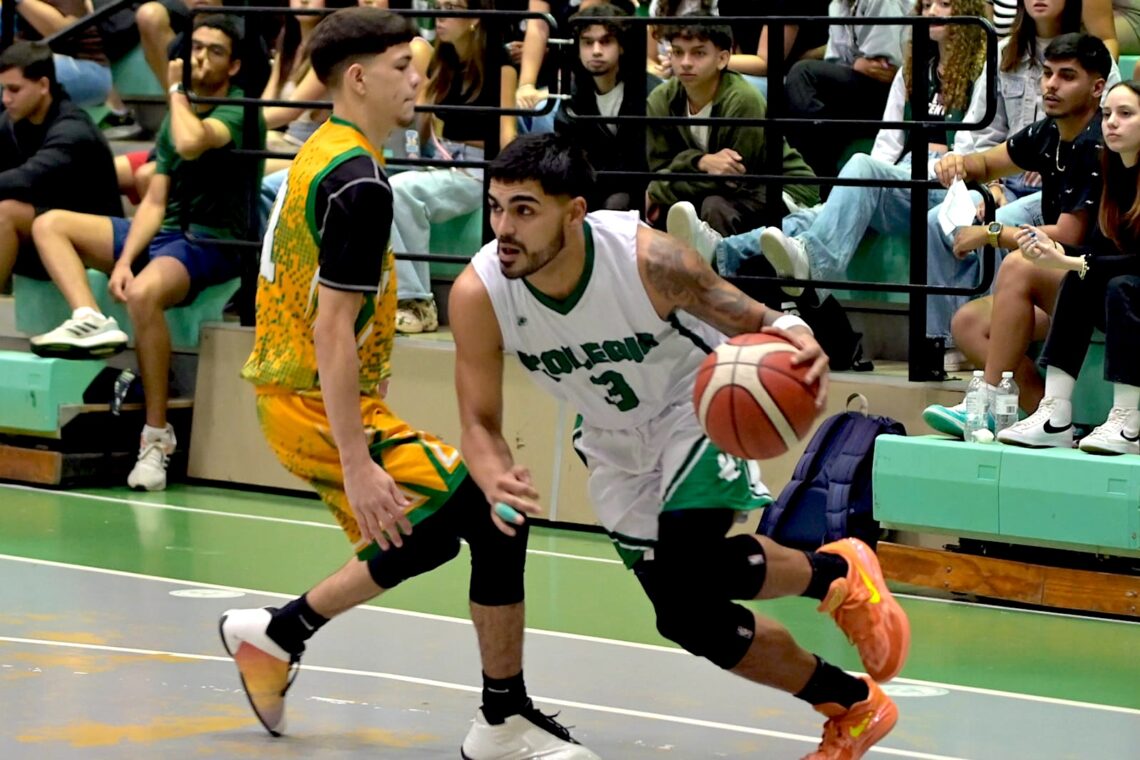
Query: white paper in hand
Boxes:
[{"xmin": 939, "ymin": 178, "xmax": 977, "ymax": 235}]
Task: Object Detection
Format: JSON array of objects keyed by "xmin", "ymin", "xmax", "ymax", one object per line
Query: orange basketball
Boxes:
[{"xmin": 693, "ymin": 333, "xmax": 820, "ymax": 460}]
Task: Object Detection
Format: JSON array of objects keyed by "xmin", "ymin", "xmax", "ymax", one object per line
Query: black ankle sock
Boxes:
[
  {"xmin": 795, "ymin": 656, "xmax": 869, "ymax": 709},
  {"xmin": 265, "ymin": 594, "xmax": 329, "ymax": 655},
  {"xmin": 801, "ymin": 551, "xmax": 849, "ymax": 601},
  {"xmin": 481, "ymin": 671, "xmax": 528, "ymax": 724}
]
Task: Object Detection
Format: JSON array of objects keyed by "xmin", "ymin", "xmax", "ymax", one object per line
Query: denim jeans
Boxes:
[
  {"xmin": 389, "ymin": 142, "xmax": 485, "ymax": 302},
  {"xmin": 925, "ymin": 190, "xmax": 1043, "ymax": 339},
  {"xmin": 716, "ymin": 153, "xmax": 947, "ymax": 282},
  {"xmin": 54, "ymin": 55, "xmax": 112, "ymax": 107}
]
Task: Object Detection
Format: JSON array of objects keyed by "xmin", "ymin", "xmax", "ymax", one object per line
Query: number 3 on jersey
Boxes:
[
  {"xmin": 259, "ymin": 176, "xmax": 289, "ymax": 283},
  {"xmin": 590, "ymin": 370, "xmax": 640, "ymax": 412}
]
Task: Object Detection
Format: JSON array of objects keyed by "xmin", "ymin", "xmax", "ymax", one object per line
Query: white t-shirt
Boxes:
[
  {"xmin": 688, "ymin": 101, "xmax": 713, "ymax": 152},
  {"xmin": 596, "ymin": 82, "xmax": 625, "ymax": 136}
]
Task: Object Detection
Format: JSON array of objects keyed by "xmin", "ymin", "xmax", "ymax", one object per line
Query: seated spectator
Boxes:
[
  {"xmin": 990, "ymin": 0, "xmax": 1119, "ymax": 58},
  {"xmin": 137, "ymin": 0, "xmax": 223, "ymax": 88},
  {"xmin": 996, "ymin": 83, "xmax": 1140, "ymax": 453},
  {"xmin": 28, "ymin": 15, "xmax": 266, "ymax": 492},
  {"xmin": 12, "ymin": 0, "xmax": 113, "ymax": 106},
  {"xmin": 0, "ymin": 42, "xmax": 120, "ymax": 290},
  {"xmin": 556, "ymin": 3, "xmax": 661, "ymax": 211},
  {"xmin": 647, "ymin": 0, "xmax": 718, "ymax": 81},
  {"xmin": 784, "ymin": 0, "xmax": 912, "ymax": 180},
  {"xmin": 646, "ymin": 15, "xmax": 819, "ymax": 236},
  {"xmin": 669, "ymin": 0, "xmax": 987, "ymax": 296},
  {"xmin": 389, "ymin": 0, "xmax": 517, "ymax": 333},
  {"xmin": 921, "ymin": 33, "xmax": 1109, "ymax": 436},
  {"xmin": 720, "ymin": 0, "xmax": 830, "ymax": 96}
]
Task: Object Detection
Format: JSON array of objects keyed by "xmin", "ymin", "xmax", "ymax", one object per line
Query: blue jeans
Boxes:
[
  {"xmin": 260, "ymin": 168, "xmax": 287, "ymax": 224},
  {"xmin": 716, "ymin": 153, "xmax": 947, "ymax": 281},
  {"xmin": 517, "ymin": 97, "xmax": 559, "ymax": 135},
  {"xmin": 54, "ymin": 55, "xmax": 111, "ymax": 107},
  {"xmin": 925, "ymin": 191, "xmax": 1043, "ymax": 340}
]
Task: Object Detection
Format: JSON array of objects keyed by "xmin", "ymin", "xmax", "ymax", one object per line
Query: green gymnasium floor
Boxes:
[{"xmin": 0, "ymin": 482, "xmax": 1137, "ymax": 759}]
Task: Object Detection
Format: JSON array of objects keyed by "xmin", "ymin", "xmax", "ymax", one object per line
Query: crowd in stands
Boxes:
[{"xmin": 2, "ymin": 0, "xmax": 1140, "ymax": 490}]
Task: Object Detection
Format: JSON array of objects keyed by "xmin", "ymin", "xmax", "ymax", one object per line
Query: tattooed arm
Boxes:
[{"xmin": 637, "ymin": 226, "xmax": 829, "ymax": 404}]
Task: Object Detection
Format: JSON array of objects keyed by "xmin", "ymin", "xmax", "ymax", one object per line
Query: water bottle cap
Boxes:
[{"xmin": 1001, "ymin": 371, "xmax": 1013, "ymax": 378}]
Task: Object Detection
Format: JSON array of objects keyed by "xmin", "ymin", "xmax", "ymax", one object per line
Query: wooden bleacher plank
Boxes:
[{"xmin": 0, "ymin": 444, "xmax": 62, "ymax": 485}]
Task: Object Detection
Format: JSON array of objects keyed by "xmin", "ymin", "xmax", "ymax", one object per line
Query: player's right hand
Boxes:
[
  {"xmin": 345, "ymin": 461, "xmax": 411, "ymax": 551},
  {"xmin": 108, "ymin": 263, "xmax": 134, "ymax": 303},
  {"xmin": 933, "ymin": 153, "xmax": 968, "ymax": 188},
  {"xmin": 488, "ymin": 465, "xmax": 541, "ymax": 537}
]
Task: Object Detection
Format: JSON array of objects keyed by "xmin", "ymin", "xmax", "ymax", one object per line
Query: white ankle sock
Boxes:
[
  {"xmin": 72, "ymin": 306, "xmax": 104, "ymax": 321},
  {"xmin": 1043, "ymin": 367, "xmax": 1076, "ymax": 403},
  {"xmin": 1112, "ymin": 383, "xmax": 1140, "ymax": 411},
  {"xmin": 143, "ymin": 424, "xmax": 172, "ymax": 441}
]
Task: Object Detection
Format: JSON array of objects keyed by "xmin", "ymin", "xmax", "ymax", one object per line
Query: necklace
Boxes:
[{"xmin": 1055, "ymin": 139, "xmax": 1067, "ymax": 172}]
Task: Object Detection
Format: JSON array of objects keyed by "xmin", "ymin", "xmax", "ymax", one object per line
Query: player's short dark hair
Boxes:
[
  {"xmin": 570, "ymin": 3, "xmax": 630, "ymax": 41},
  {"xmin": 193, "ymin": 14, "xmax": 244, "ymax": 61},
  {"xmin": 309, "ymin": 7, "xmax": 419, "ymax": 87},
  {"xmin": 488, "ymin": 133, "xmax": 597, "ymax": 200},
  {"xmin": 0, "ymin": 41, "xmax": 56, "ymax": 85},
  {"xmin": 661, "ymin": 12, "xmax": 733, "ymax": 52},
  {"xmin": 1044, "ymin": 33, "xmax": 1112, "ymax": 80}
]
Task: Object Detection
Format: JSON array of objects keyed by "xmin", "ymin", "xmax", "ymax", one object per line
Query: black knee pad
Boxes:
[
  {"xmin": 448, "ymin": 477, "xmax": 529, "ymax": 607},
  {"xmin": 654, "ymin": 599, "xmax": 756, "ymax": 670},
  {"xmin": 366, "ymin": 531, "xmax": 461, "ymax": 590},
  {"xmin": 656, "ymin": 534, "xmax": 768, "ymax": 601}
]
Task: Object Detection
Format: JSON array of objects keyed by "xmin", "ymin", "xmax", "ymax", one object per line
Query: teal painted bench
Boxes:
[
  {"xmin": 13, "ymin": 272, "xmax": 239, "ymax": 350},
  {"xmin": 874, "ymin": 434, "xmax": 1140, "ymax": 553},
  {"xmin": 0, "ymin": 350, "xmax": 105, "ymax": 433},
  {"xmin": 1120, "ymin": 55, "xmax": 1138, "ymax": 82}
]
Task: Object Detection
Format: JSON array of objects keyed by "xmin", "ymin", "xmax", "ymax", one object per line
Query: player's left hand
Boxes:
[{"xmin": 763, "ymin": 325, "xmax": 829, "ymax": 409}]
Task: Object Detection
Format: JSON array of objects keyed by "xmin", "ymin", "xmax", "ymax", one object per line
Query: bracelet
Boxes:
[
  {"xmin": 1078, "ymin": 255, "xmax": 1089, "ymax": 280},
  {"xmin": 772, "ymin": 314, "xmax": 812, "ymax": 334},
  {"xmin": 167, "ymin": 83, "xmax": 184, "ymax": 96}
]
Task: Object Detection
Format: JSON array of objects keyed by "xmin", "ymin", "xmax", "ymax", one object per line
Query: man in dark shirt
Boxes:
[
  {"xmin": 0, "ymin": 41, "xmax": 119, "ymax": 289},
  {"xmin": 555, "ymin": 3, "xmax": 660, "ymax": 210},
  {"xmin": 27, "ymin": 14, "xmax": 265, "ymax": 492}
]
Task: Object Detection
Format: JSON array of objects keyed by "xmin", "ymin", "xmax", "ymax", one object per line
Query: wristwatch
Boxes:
[{"xmin": 985, "ymin": 221, "xmax": 1002, "ymax": 248}]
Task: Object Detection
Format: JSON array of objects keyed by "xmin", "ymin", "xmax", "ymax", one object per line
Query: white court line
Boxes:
[
  {"xmin": 2, "ymin": 553, "xmax": 1138, "ymax": 718},
  {"xmin": 5, "ymin": 482, "xmax": 1139, "ymax": 627},
  {"xmin": 0, "ymin": 483, "xmax": 624, "ymax": 566},
  {"xmin": 5, "ymin": 484, "xmax": 1140, "ymax": 625},
  {"xmin": 0, "ymin": 635, "xmax": 967, "ymax": 760}
]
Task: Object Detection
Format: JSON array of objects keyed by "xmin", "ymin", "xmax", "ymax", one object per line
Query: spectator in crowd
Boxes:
[
  {"xmin": 989, "ymin": 0, "xmax": 1119, "ymax": 57},
  {"xmin": 27, "ymin": 15, "xmax": 266, "ymax": 492},
  {"xmin": 388, "ymin": 0, "xmax": 517, "ymax": 333},
  {"xmin": 784, "ymin": 0, "xmax": 912, "ymax": 180},
  {"xmin": 720, "ymin": 0, "xmax": 830, "ymax": 96},
  {"xmin": 997, "ymin": 81, "xmax": 1140, "ymax": 453},
  {"xmin": 137, "ymin": 0, "xmax": 223, "ymax": 88},
  {"xmin": 11, "ymin": 0, "xmax": 113, "ymax": 106},
  {"xmin": 647, "ymin": 0, "xmax": 717, "ymax": 80},
  {"xmin": 646, "ymin": 15, "xmax": 819, "ymax": 236},
  {"xmin": 555, "ymin": 3, "xmax": 660, "ymax": 211},
  {"xmin": 0, "ymin": 42, "xmax": 120, "ymax": 290},
  {"xmin": 922, "ymin": 33, "xmax": 1109, "ymax": 436},
  {"xmin": 670, "ymin": 0, "xmax": 988, "ymax": 297}
]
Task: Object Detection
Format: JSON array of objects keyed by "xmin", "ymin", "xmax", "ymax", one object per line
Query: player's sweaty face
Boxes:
[{"xmin": 488, "ymin": 180, "xmax": 567, "ymax": 279}]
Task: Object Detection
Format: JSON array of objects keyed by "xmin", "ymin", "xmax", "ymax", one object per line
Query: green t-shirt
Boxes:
[{"xmin": 155, "ymin": 85, "xmax": 266, "ymax": 240}]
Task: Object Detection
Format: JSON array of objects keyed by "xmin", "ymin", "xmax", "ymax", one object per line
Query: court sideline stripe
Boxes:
[
  {"xmin": 3, "ymin": 483, "xmax": 1138, "ymax": 628},
  {"xmin": 0, "ymin": 634, "xmax": 968, "ymax": 760},
  {"xmin": 1, "ymin": 554, "xmax": 1138, "ymax": 717}
]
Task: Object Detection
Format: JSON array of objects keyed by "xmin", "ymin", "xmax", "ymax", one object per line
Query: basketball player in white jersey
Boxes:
[{"xmin": 449, "ymin": 134, "xmax": 912, "ymax": 759}]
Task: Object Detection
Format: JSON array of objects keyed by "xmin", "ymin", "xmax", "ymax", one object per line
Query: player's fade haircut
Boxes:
[
  {"xmin": 488, "ymin": 133, "xmax": 597, "ymax": 200},
  {"xmin": 661, "ymin": 11, "xmax": 733, "ymax": 52},
  {"xmin": 193, "ymin": 14, "xmax": 244, "ymax": 60},
  {"xmin": 1043, "ymin": 33, "xmax": 1112, "ymax": 81},
  {"xmin": 0, "ymin": 41, "xmax": 56, "ymax": 86},
  {"xmin": 309, "ymin": 7, "xmax": 419, "ymax": 87}
]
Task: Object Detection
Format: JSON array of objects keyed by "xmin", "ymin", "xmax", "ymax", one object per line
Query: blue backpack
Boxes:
[{"xmin": 757, "ymin": 395, "xmax": 905, "ymax": 550}]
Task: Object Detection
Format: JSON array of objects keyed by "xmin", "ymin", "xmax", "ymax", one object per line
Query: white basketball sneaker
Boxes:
[
  {"xmin": 996, "ymin": 397, "xmax": 1073, "ymax": 448},
  {"xmin": 758, "ymin": 227, "xmax": 810, "ymax": 296},
  {"xmin": 666, "ymin": 201, "xmax": 722, "ymax": 267},
  {"xmin": 30, "ymin": 307, "xmax": 129, "ymax": 358},
  {"xmin": 127, "ymin": 424, "xmax": 176, "ymax": 491},
  {"xmin": 1078, "ymin": 407, "xmax": 1140, "ymax": 455},
  {"xmin": 461, "ymin": 703, "xmax": 601, "ymax": 760},
  {"xmin": 219, "ymin": 607, "xmax": 302, "ymax": 737}
]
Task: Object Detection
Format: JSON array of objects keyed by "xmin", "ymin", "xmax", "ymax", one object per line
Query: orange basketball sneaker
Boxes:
[
  {"xmin": 803, "ymin": 676, "xmax": 898, "ymax": 760},
  {"xmin": 816, "ymin": 538, "xmax": 911, "ymax": 683},
  {"xmin": 219, "ymin": 608, "xmax": 301, "ymax": 736}
]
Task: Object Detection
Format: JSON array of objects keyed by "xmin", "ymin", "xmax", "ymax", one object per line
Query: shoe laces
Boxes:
[
  {"xmin": 519, "ymin": 700, "xmax": 579, "ymax": 744},
  {"xmin": 1013, "ymin": 398, "xmax": 1055, "ymax": 430},
  {"xmin": 1100, "ymin": 406, "xmax": 1133, "ymax": 433}
]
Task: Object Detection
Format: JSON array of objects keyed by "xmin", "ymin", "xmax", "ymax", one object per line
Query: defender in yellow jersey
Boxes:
[{"xmin": 219, "ymin": 10, "xmax": 596, "ymax": 759}]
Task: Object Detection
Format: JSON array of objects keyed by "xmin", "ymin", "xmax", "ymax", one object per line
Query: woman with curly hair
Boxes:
[{"xmin": 669, "ymin": 0, "xmax": 990, "ymax": 292}]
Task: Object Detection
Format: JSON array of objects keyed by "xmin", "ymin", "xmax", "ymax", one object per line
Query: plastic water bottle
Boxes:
[
  {"xmin": 405, "ymin": 129, "xmax": 420, "ymax": 160},
  {"xmin": 993, "ymin": 371, "xmax": 1020, "ymax": 436},
  {"xmin": 963, "ymin": 370, "xmax": 992, "ymax": 443}
]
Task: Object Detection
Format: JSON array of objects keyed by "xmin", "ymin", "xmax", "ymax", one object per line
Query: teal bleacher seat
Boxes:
[
  {"xmin": 13, "ymin": 272, "xmax": 239, "ymax": 350},
  {"xmin": 1119, "ymin": 55, "xmax": 1139, "ymax": 82},
  {"xmin": 427, "ymin": 211, "xmax": 485, "ymax": 281},
  {"xmin": 874, "ymin": 434, "xmax": 1140, "ymax": 553},
  {"xmin": 0, "ymin": 350, "xmax": 105, "ymax": 433},
  {"xmin": 110, "ymin": 45, "xmax": 163, "ymax": 97}
]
